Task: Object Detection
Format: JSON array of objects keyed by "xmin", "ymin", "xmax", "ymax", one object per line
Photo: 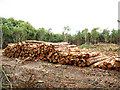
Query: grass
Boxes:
[
  {"xmin": 93, "ymin": 43, "xmax": 119, "ymax": 52},
  {"xmin": 79, "ymin": 44, "xmax": 93, "ymax": 49},
  {"xmin": 79, "ymin": 43, "xmax": 119, "ymax": 52}
]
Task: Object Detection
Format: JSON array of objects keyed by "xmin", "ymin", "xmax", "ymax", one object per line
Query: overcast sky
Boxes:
[{"xmin": 0, "ymin": 0, "xmax": 119, "ymax": 34}]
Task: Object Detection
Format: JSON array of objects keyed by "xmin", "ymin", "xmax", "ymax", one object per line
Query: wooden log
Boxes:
[
  {"xmin": 87, "ymin": 54, "xmax": 104, "ymax": 61},
  {"xmin": 92, "ymin": 58, "xmax": 111, "ymax": 68},
  {"xmin": 114, "ymin": 61, "xmax": 120, "ymax": 67},
  {"xmin": 116, "ymin": 67, "xmax": 120, "ymax": 71},
  {"xmin": 46, "ymin": 52, "xmax": 53, "ymax": 59},
  {"xmin": 81, "ymin": 62, "xmax": 86, "ymax": 67},
  {"xmin": 60, "ymin": 58, "xmax": 66, "ymax": 64},
  {"xmin": 102, "ymin": 65, "xmax": 107, "ymax": 70},
  {"xmin": 53, "ymin": 59, "xmax": 58, "ymax": 63},
  {"xmin": 78, "ymin": 63, "xmax": 82, "ymax": 67},
  {"xmin": 20, "ymin": 57, "xmax": 31, "ymax": 63},
  {"xmin": 107, "ymin": 59, "xmax": 115, "ymax": 69},
  {"xmin": 114, "ymin": 57, "xmax": 120, "ymax": 62},
  {"xmin": 87, "ymin": 56, "xmax": 108, "ymax": 65}
]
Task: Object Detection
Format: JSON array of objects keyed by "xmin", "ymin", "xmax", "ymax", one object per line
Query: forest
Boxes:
[{"xmin": 0, "ymin": 17, "xmax": 120, "ymax": 49}]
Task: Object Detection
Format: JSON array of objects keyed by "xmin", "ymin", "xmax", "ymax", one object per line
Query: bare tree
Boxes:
[
  {"xmin": 64, "ymin": 26, "xmax": 71, "ymax": 42},
  {"xmin": 82, "ymin": 28, "xmax": 88, "ymax": 44}
]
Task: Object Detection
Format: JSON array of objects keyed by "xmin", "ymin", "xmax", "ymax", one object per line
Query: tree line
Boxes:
[{"xmin": 0, "ymin": 17, "xmax": 120, "ymax": 49}]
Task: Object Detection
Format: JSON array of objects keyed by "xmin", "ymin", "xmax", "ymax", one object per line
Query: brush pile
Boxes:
[{"xmin": 2, "ymin": 40, "xmax": 120, "ymax": 71}]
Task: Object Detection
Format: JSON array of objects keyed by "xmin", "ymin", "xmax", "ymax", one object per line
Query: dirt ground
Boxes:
[{"xmin": 1, "ymin": 51, "xmax": 120, "ymax": 89}]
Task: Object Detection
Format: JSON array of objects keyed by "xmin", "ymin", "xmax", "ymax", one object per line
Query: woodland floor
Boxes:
[{"xmin": 1, "ymin": 47, "xmax": 120, "ymax": 89}]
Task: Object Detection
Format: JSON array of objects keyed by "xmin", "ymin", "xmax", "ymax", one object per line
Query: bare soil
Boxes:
[{"xmin": 1, "ymin": 51, "xmax": 120, "ymax": 89}]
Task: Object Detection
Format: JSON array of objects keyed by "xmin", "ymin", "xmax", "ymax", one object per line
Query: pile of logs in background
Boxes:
[{"xmin": 2, "ymin": 40, "xmax": 120, "ymax": 71}]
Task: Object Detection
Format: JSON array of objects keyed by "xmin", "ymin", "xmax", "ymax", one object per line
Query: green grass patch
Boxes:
[
  {"xmin": 79, "ymin": 44, "xmax": 93, "ymax": 49},
  {"xmin": 2, "ymin": 84, "xmax": 11, "ymax": 86}
]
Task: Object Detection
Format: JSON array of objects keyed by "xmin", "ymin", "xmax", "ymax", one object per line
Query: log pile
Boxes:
[
  {"xmin": 2, "ymin": 40, "xmax": 120, "ymax": 71},
  {"xmin": 2, "ymin": 41, "xmax": 59, "ymax": 63},
  {"xmin": 92, "ymin": 56, "xmax": 120, "ymax": 71}
]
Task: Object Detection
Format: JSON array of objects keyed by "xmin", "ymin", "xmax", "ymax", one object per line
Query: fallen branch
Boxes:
[{"xmin": 2, "ymin": 67, "xmax": 13, "ymax": 89}]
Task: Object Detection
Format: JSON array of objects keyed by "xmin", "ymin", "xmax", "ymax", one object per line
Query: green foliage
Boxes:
[
  {"xmin": 102, "ymin": 29, "xmax": 110, "ymax": 43},
  {"xmin": 52, "ymin": 34, "xmax": 64, "ymax": 42},
  {"xmin": 82, "ymin": 28, "xmax": 88, "ymax": 43},
  {"xmin": 1, "ymin": 17, "xmax": 36, "ymax": 48},
  {"xmin": 79, "ymin": 44, "xmax": 93, "ymax": 49},
  {"xmin": 91, "ymin": 27, "xmax": 99, "ymax": 44},
  {"xmin": 1, "ymin": 17, "xmax": 120, "ymax": 49},
  {"xmin": 63, "ymin": 26, "xmax": 71, "ymax": 42},
  {"xmin": 110, "ymin": 29, "xmax": 118, "ymax": 43},
  {"xmin": 76, "ymin": 31, "xmax": 83, "ymax": 45}
]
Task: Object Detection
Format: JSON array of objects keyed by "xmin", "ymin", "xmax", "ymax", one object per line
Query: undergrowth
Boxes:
[{"xmin": 79, "ymin": 44, "xmax": 93, "ymax": 49}]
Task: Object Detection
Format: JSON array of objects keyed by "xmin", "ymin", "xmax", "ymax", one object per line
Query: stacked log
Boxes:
[
  {"xmin": 92, "ymin": 56, "xmax": 120, "ymax": 71},
  {"xmin": 2, "ymin": 42, "xmax": 56, "ymax": 62},
  {"xmin": 2, "ymin": 40, "xmax": 99, "ymax": 65},
  {"xmin": 113, "ymin": 57, "xmax": 120, "ymax": 71},
  {"xmin": 2, "ymin": 40, "xmax": 119, "ymax": 71}
]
